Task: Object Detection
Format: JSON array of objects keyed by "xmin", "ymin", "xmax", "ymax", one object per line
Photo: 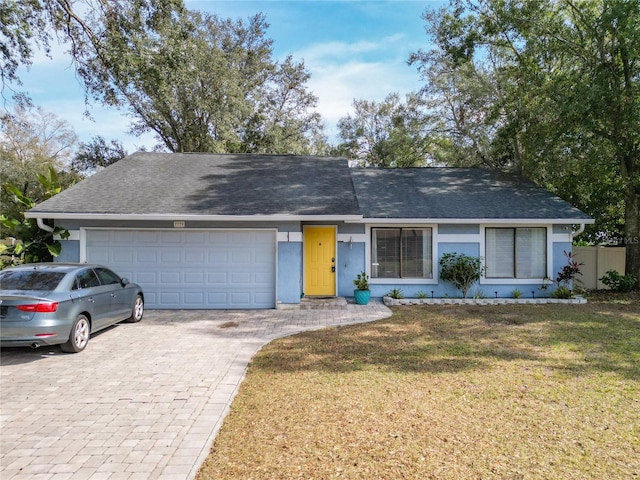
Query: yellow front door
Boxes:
[{"xmin": 304, "ymin": 226, "xmax": 336, "ymax": 296}]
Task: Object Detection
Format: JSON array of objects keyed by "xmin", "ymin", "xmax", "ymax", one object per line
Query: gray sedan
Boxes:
[{"xmin": 0, "ymin": 263, "xmax": 144, "ymax": 353}]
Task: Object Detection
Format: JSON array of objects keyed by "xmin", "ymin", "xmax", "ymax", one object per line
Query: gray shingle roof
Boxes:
[
  {"xmin": 29, "ymin": 153, "xmax": 361, "ymax": 217},
  {"xmin": 350, "ymin": 167, "xmax": 593, "ymax": 220},
  {"xmin": 29, "ymin": 154, "xmax": 592, "ymax": 222}
]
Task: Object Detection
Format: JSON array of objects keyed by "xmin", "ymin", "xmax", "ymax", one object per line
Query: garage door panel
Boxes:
[
  {"xmin": 136, "ymin": 251, "xmax": 157, "ymax": 263},
  {"xmin": 113, "ymin": 250, "xmax": 134, "ymax": 263},
  {"xmin": 184, "ymin": 272, "xmax": 204, "ymax": 284},
  {"xmin": 208, "ymin": 272, "xmax": 228, "ymax": 284},
  {"xmin": 184, "ymin": 292, "xmax": 205, "ymax": 305},
  {"xmin": 137, "ymin": 231, "xmax": 158, "ymax": 243},
  {"xmin": 137, "ymin": 271, "xmax": 157, "ymax": 284},
  {"xmin": 231, "ymin": 272, "xmax": 251, "ymax": 284},
  {"xmin": 161, "ymin": 251, "xmax": 181, "ymax": 264},
  {"xmin": 160, "ymin": 231, "xmax": 183, "ymax": 243},
  {"xmin": 207, "ymin": 292, "xmax": 228, "ymax": 304},
  {"xmin": 160, "ymin": 271, "xmax": 181, "ymax": 284},
  {"xmin": 185, "ymin": 251, "xmax": 206, "ymax": 263},
  {"xmin": 230, "ymin": 292, "xmax": 251, "ymax": 305},
  {"xmin": 86, "ymin": 229, "xmax": 275, "ymax": 309},
  {"xmin": 210, "ymin": 251, "xmax": 230, "ymax": 263},
  {"xmin": 159, "ymin": 292, "xmax": 180, "ymax": 307},
  {"xmin": 89, "ymin": 251, "xmax": 110, "ymax": 264},
  {"xmin": 255, "ymin": 272, "xmax": 273, "ymax": 284}
]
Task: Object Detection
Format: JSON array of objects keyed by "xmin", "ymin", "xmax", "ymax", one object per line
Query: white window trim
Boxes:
[
  {"xmin": 480, "ymin": 224, "xmax": 552, "ymax": 285},
  {"xmin": 365, "ymin": 224, "xmax": 438, "ymax": 285}
]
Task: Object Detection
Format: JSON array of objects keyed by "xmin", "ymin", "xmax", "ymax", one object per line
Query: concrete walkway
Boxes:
[{"xmin": 0, "ymin": 302, "xmax": 392, "ymax": 480}]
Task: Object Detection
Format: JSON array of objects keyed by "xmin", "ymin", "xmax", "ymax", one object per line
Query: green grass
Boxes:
[{"xmin": 196, "ymin": 293, "xmax": 640, "ymax": 480}]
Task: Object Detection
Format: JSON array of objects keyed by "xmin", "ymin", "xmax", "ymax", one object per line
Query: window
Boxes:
[
  {"xmin": 485, "ymin": 227, "xmax": 547, "ymax": 279},
  {"xmin": 0, "ymin": 271, "xmax": 65, "ymax": 291},
  {"xmin": 75, "ymin": 269, "xmax": 101, "ymax": 289},
  {"xmin": 371, "ymin": 228, "xmax": 432, "ymax": 278},
  {"xmin": 95, "ymin": 268, "xmax": 122, "ymax": 285}
]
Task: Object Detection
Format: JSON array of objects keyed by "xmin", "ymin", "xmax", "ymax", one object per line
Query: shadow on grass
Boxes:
[{"xmin": 251, "ymin": 301, "xmax": 640, "ymax": 380}]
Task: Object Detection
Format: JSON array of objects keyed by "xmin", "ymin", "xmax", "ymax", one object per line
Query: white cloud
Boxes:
[{"xmin": 295, "ymin": 36, "xmax": 423, "ymax": 140}]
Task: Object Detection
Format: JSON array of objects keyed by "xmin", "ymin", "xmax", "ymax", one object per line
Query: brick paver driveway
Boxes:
[{"xmin": 1, "ymin": 303, "xmax": 391, "ymax": 480}]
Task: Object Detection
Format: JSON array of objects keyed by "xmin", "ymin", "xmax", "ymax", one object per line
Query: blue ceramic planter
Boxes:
[{"xmin": 353, "ymin": 289, "xmax": 371, "ymax": 305}]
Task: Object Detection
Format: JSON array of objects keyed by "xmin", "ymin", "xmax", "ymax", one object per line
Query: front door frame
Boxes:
[{"xmin": 303, "ymin": 225, "xmax": 337, "ymax": 297}]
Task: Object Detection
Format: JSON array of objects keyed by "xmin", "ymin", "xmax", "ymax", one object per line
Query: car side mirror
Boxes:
[{"xmin": 121, "ymin": 278, "xmax": 130, "ymax": 287}]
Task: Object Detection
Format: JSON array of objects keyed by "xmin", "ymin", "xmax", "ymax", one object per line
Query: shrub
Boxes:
[
  {"xmin": 387, "ymin": 288, "xmax": 404, "ymax": 299},
  {"xmin": 600, "ymin": 270, "xmax": 638, "ymax": 293},
  {"xmin": 439, "ymin": 253, "xmax": 484, "ymax": 299},
  {"xmin": 353, "ymin": 271, "xmax": 369, "ymax": 290},
  {"xmin": 556, "ymin": 250, "xmax": 583, "ymax": 288},
  {"xmin": 416, "ymin": 290, "xmax": 428, "ymax": 299},
  {"xmin": 552, "ymin": 285, "xmax": 573, "ymax": 299},
  {"xmin": 512, "ymin": 289, "xmax": 522, "ymax": 299}
]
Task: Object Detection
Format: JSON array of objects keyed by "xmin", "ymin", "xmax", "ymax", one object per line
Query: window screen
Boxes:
[
  {"xmin": 372, "ymin": 228, "xmax": 432, "ymax": 279},
  {"xmin": 486, "ymin": 227, "xmax": 546, "ymax": 279}
]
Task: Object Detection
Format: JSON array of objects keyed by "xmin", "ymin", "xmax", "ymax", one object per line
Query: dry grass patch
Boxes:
[{"xmin": 197, "ymin": 295, "xmax": 640, "ymax": 480}]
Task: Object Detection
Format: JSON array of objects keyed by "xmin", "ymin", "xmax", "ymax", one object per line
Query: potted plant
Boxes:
[{"xmin": 353, "ymin": 271, "xmax": 371, "ymax": 305}]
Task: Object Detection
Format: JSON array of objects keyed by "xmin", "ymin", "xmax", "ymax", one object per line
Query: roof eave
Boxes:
[
  {"xmin": 24, "ymin": 212, "xmax": 364, "ymax": 222},
  {"xmin": 347, "ymin": 217, "xmax": 596, "ymax": 224}
]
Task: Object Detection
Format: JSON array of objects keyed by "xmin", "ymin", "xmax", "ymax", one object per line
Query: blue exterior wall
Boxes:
[
  {"xmin": 337, "ymin": 242, "xmax": 365, "ymax": 297},
  {"xmin": 278, "ymin": 242, "xmax": 302, "ymax": 304},
  {"xmin": 53, "ymin": 220, "xmax": 576, "ymax": 306},
  {"xmin": 438, "ymin": 224, "xmax": 480, "ymax": 235},
  {"xmin": 57, "ymin": 240, "xmax": 80, "ymax": 262}
]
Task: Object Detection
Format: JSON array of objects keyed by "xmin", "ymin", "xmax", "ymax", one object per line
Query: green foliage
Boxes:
[
  {"xmin": 71, "ymin": 136, "xmax": 127, "ymax": 175},
  {"xmin": 552, "ymin": 286, "xmax": 573, "ymax": 300},
  {"xmin": 600, "ymin": 270, "xmax": 638, "ymax": 293},
  {"xmin": 387, "ymin": 288, "xmax": 404, "ymax": 299},
  {"xmin": 1, "ymin": 105, "xmax": 81, "ymax": 220},
  {"xmin": 416, "ymin": 290, "xmax": 428, "ymax": 299},
  {"xmin": 1, "ymin": 167, "xmax": 69, "ymax": 266},
  {"xmin": 412, "ymin": 0, "xmax": 640, "ymax": 280},
  {"xmin": 86, "ymin": 9, "xmax": 323, "ymax": 154},
  {"xmin": 4, "ymin": 2, "xmax": 324, "ymax": 154},
  {"xmin": 471, "ymin": 288, "xmax": 486, "ymax": 299},
  {"xmin": 512, "ymin": 289, "xmax": 522, "ymax": 299},
  {"xmin": 336, "ymin": 93, "xmax": 431, "ymax": 167},
  {"xmin": 353, "ymin": 271, "xmax": 369, "ymax": 291},
  {"xmin": 439, "ymin": 252, "xmax": 484, "ymax": 299}
]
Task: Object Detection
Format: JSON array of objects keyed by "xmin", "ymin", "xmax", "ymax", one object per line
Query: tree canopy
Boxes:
[
  {"xmin": 410, "ymin": 0, "xmax": 639, "ymax": 280},
  {"xmin": 0, "ymin": 105, "xmax": 80, "ymax": 219},
  {"xmin": 336, "ymin": 93, "xmax": 432, "ymax": 167},
  {"xmin": 1, "ymin": 1, "xmax": 325, "ymax": 154}
]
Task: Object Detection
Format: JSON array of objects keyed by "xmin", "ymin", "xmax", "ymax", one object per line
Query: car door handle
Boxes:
[
  {"xmin": 111, "ymin": 293, "xmax": 116, "ymax": 298},
  {"xmin": 87, "ymin": 297, "xmax": 95, "ymax": 303}
]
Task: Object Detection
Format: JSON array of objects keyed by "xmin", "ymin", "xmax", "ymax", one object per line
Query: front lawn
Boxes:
[{"xmin": 196, "ymin": 294, "xmax": 639, "ymax": 479}]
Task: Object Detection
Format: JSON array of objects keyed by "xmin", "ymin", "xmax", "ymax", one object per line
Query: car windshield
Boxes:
[{"xmin": 0, "ymin": 271, "xmax": 66, "ymax": 291}]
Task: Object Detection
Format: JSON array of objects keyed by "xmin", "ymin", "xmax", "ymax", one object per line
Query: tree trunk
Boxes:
[{"xmin": 624, "ymin": 184, "xmax": 640, "ymax": 284}]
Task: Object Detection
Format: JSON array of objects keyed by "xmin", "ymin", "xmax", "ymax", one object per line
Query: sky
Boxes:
[{"xmin": 11, "ymin": 0, "xmax": 445, "ymax": 152}]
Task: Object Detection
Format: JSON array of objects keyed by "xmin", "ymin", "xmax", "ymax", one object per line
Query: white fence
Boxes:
[{"xmin": 573, "ymin": 246, "xmax": 626, "ymax": 290}]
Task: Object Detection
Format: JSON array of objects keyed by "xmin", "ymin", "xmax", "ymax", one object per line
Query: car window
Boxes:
[
  {"xmin": 76, "ymin": 269, "xmax": 101, "ymax": 289},
  {"xmin": 95, "ymin": 267, "xmax": 122, "ymax": 285},
  {"xmin": 0, "ymin": 271, "xmax": 66, "ymax": 291}
]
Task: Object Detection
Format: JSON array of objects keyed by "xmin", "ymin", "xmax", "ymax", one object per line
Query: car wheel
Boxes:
[
  {"xmin": 61, "ymin": 314, "xmax": 90, "ymax": 353},
  {"xmin": 126, "ymin": 295, "xmax": 144, "ymax": 323}
]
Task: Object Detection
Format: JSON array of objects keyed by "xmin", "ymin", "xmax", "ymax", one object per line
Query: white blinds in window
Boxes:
[
  {"xmin": 515, "ymin": 228, "xmax": 546, "ymax": 278},
  {"xmin": 372, "ymin": 229, "xmax": 400, "ymax": 278},
  {"xmin": 486, "ymin": 228, "xmax": 515, "ymax": 277},
  {"xmin": 372, "ymin": 228, "xmax": 432, "ymax": 278},
  {"xmin": 401, "ymin": 229, "xmax": 432, "ymax": 278}
]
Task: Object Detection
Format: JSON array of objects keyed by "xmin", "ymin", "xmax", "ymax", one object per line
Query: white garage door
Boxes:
[{"xmin": 85, "ymin": 229, "xmax": 276, "ymax": 309}]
